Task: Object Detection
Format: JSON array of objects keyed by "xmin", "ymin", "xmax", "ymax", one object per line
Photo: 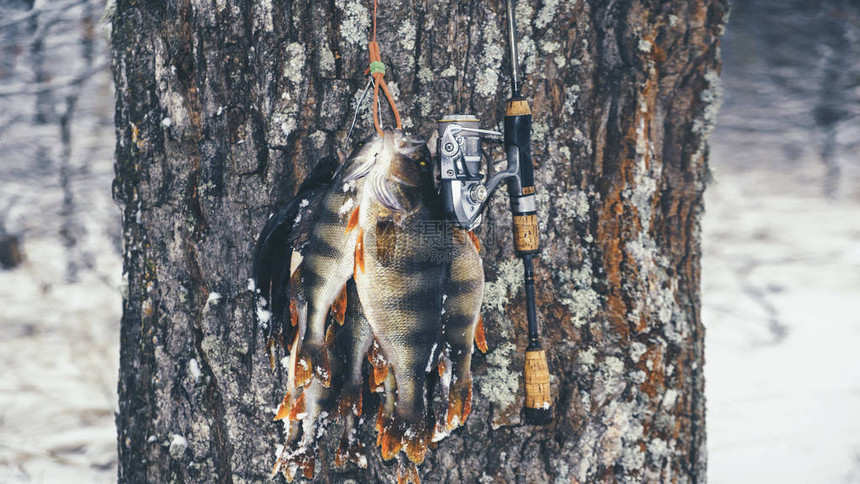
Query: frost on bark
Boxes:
[{"xmin": 111, "ymin": 0, "xmax": 727, "ymax": 482}]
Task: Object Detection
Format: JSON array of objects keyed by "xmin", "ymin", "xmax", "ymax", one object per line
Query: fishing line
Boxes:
[
  {"xmin": 344, "ymin": 0, "xmax": 403, "ymax": 147},
  {"xmin": 367, "ymin": 0, "xmax": 402, "ymax": 136},
  {"xmin": 346, "ymin": 76, "xmax": 374, "ymax": 144}
]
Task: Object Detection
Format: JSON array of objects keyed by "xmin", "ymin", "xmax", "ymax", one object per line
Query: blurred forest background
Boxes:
[{"xmin": 0, "ymin": 0, "xmax": 858, "ymax": 483}]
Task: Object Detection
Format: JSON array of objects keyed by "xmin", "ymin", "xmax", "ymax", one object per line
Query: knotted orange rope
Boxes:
[{"xmin": 367, "ymin": 0, "xmax": 401, "ymax": 137}]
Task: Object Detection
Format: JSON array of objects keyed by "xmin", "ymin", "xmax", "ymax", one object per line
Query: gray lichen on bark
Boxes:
[{"xmin": 112, "ymin": 0, "xmax": 728, "ymax": 482}]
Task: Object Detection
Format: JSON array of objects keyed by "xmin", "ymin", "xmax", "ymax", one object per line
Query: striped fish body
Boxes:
[
  {"xmin": 252, "ymin": 155, "xmax": 339, "ymax": 368},
  {"xmin": 353, "ymin": 134, "xmax": 446, "ymax": 464},
  {"xmin": 439, "ymin": 228, "xmax": 484, "ymax": 432},
  {"xmin": 290, "ymin": 136, "xmax": 386, "ymax": 386},
  {"xmin": 270, "ymin": 136, "xmax": 385, "ymax": 479},
  {"xmin": 333, "ymin": 278, "xmax": 373, "ymax": 469}
]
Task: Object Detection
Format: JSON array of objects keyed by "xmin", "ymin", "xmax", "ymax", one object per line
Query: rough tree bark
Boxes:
[{"xmin": 111, "ymin": 0, "xmax": 728, "ymax": 482}]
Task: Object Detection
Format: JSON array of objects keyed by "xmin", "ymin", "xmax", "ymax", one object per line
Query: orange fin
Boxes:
[
  {"xmin": 354, "ymin": 227, "xmax": 365, "ymax": 276},
  {"xmin": 325, "ymin": 324, "xmax": 336, "ymax": 346},
  {"xmin": 446, "ymin": 380, "xmax": 473, "ymax": 430},
  {"xmin": 346, "ymin": 205, "xmax": 360, "ymax": 233},
  {"xmin": 295, "ymin": 353, "xmax": 313, "ymax": 388},
  {"xmin": 368, "ymin": 341, "xmax": 389, "ymax": 385},
  {"xmin": 271, "ymin": 456, "xmax": 283, "ymax": 479},
  {"xmin": 474, "ymin": 315, "xmax": 488, "ymax": 353},
  {"xmin": 405, "ymin": 429, "xmax": 429, "ymax": 464},
  {"xmin": 339, "ymin": 387, "xmax": 363, "ymax": 418},
  {"xmin": 302, "ymin": 455, "xmax": 315, "ymax": 479},
  {"xmin": 379, "ymin": 423, "xmax": 403, "ymax": 461},
  {"xmin": 335, "ymin": 428, "xmax": 367, "ymax": 469},
  {"xmin": 273, "ymin": 392, "xmax": 292, "ymax": 421},
  {"xmin": 289, "ymin": 299, "xmax": 298, "ymax": 327},
  {"xmin": 289, "ymin": 392, "xmax": 306, "ymax": 421},
  {"xmin": 374, "ymin": 364, "xmax": 389, "ymax": 387},
  {"xmin": 315, "ymin": 349, "xmax": 332, "ymax": 388},
  {"xmin": 331, "ymin": 284, "xmax": 348, "ymax": 325},
  {"xmin": 437, "ymin": 359, "xmax": 446, "ymax": 378},
  {"xmin": 467, "ymin": 230, "xmax": 481, "ymax": 252}
]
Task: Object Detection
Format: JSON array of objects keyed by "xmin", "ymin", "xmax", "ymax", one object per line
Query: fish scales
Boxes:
[
  {"xmin": 353, "ymin": 132, "xmax": 447, "ymax": 464},
  {"xmin": 291, "ymin": 137, "xmax": 386, "ymax": 385},
  {"xmin": 334, "ymin": 278, "xmax": 374, "ymax": 468},
  {"xmin": 439, "ymin": 228, "xmax": 484, "ymax": 430},
  {"xmin": 252, "ymin": 155, "xmax": 339, "ymax": 365},
  {"xmin": 271, "ymin": 136, "xmax": 386, "ymax": 479}
]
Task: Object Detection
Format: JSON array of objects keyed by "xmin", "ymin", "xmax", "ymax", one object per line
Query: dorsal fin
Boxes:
[
  {"xmin": 346, "ymin": 205, "xmax": 360, "ymax": 233},
  {"xmin": 467, "ymin": 230, "xmax": 481, "ymax": 252},
  {"xmin": 354, "ymin": 227, "xmax": 366, "ymax": 276},
  {"xmin": 474, "ymin": 315, "xmax": 488, "ymax": 353}
]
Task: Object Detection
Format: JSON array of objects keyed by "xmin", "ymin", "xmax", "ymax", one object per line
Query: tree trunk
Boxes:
[{"xmin": 111, "ymin": 0, "xmax": 727, "ymax": 482}]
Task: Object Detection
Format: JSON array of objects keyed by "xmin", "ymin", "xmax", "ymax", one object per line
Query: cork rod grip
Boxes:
[{"xmin": 523, "ymin": 348, "xmax": 553, "ymax": 424}]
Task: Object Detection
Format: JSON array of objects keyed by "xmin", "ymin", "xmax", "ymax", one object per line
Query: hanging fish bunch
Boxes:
[
  {"xmin": 253, "ymin": 0, "xmax": 554, "ymax": 481},
  {"xmin": 252, "ymin": 130, "xmax": 486, "ymax": 482}
]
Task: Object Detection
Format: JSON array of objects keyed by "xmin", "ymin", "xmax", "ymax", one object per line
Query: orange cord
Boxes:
[{"xmin": 367, "ymin": 0, "xmax": 401, "ymax": 137}]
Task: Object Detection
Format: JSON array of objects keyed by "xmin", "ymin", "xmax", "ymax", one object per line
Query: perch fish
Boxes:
[{"xmin": 352, "ymin": 132, "xmax": 448, "ymax": 465}]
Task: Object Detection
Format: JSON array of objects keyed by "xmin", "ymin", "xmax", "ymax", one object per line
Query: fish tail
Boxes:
[
  {"xmin": 273, "ymin": 437, "xmax": 315, "ymax": 482},
  {"xmin": 446, "ymin": 377, "xmax": 473, "ymax": 431},
  {"xmin": 378, "ymin": 415, "xmax": 405, "ymax": 461},
  {"xmin": 295, "ymin": 343, "xmax": 331, "ymax": 388},
  {"xmin": 338, "ymin": 383, "xmax": 363, "ymax": 418},
  {"xmin": 379, "ymin": 410, "xmax": 432, "ymax": 464},
  {"xmin": 335, "ymin": 415, "xmax": 367, "ymax": 469},
  {"xmin": 397, "ymin": 460, "xmax": 422, "ymax": 484}
]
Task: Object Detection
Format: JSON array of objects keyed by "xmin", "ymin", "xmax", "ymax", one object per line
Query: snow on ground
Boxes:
[
  {"xmin": 0, "ymin": 239, "xmax": 119, "ymax": 483},
  {"xmin": 705, "ymin": 2, "xmax": 860, "ymax": 482},
  {"xmin": 0, "ymin": 2, "xmax": 119, "ymax": 482},
  {"xmin": 704, "ymin": 164, "xmax": 860, "ymax": 484}
]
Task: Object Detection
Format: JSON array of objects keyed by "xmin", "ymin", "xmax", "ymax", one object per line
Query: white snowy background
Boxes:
[{"xmin": 0, "ymin": 0, "xmax": 858, "ymax": 483}]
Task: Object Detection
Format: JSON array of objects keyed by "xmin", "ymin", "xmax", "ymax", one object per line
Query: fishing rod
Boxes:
[
  {"xmin": 435, "ymin": 0, "xmax": 552, "ymax": 425},
  {"xmin": 502, "ymin": 0, "xmax": 552, "ymax": 426}
]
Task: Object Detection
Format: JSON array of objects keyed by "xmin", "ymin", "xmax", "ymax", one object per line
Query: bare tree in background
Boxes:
[
  {"xmin": 1, "ymin": 0, "xmax": 114, "ymax": 276},
  {"xmin": 111, "ymin": 0, "xmax": 727, "ymax": 482},
  {"xmin": 0, "ymin": 1, "xmax": 119, "ymax": 480}
]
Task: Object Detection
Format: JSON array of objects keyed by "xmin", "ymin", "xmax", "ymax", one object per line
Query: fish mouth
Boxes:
[
  {"xmin": 370, "ymin": 132, "xmax": 430, "ymax": 213},
  {"xmin": 345, "ymin": 130, "xmax": 428, "ymax": 214}
]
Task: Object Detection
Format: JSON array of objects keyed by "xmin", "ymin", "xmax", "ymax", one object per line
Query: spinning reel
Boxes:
[{"xmin": 432, "ymin": 0, "xmax": 552, "ymax": 426}]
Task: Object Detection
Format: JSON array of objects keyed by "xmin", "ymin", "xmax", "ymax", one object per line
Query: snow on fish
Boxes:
[{"xmin": 254, "ymin": 130, "xmax": 486, "ymax": 481}]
